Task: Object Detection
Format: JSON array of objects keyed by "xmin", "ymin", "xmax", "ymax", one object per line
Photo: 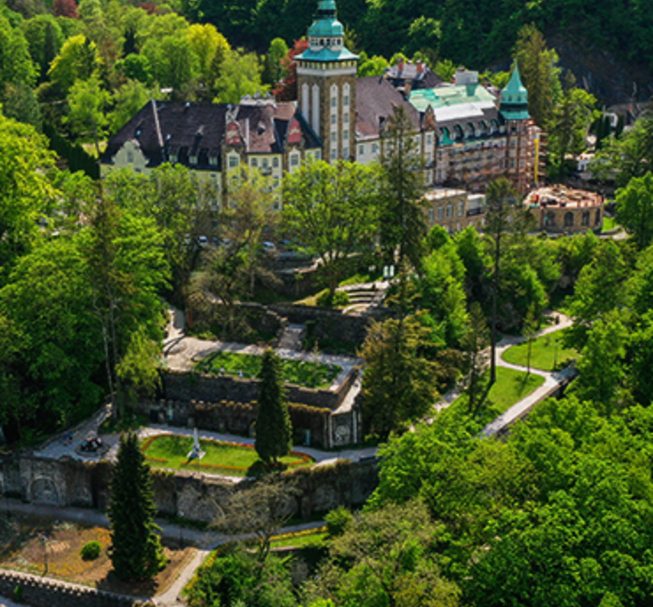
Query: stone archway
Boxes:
[{"xmin": 31, "ymin": 477, "xmax": 60, "ymax": 505}]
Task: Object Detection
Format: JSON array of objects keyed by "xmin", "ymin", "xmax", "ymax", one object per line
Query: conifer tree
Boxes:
[
  {"xmin": 255, "ymin": 349, "xmax": 292, "ymax": 465},
  {"xmin": 109, "ymin": 432, "xmax": 165, "ymax": 580}
]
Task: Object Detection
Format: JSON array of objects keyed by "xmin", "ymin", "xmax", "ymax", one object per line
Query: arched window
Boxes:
[
  {"xmin": 446, "ymin": 202, "xmax": 453, "ymax": 218},
  {"xmin": 582, "ymin": 211, "xmax": 590, "ymax": 226},
  {"xmin": 544, "ymin": 211, "xmax": 556, "ymax": 227},
  {"xmin": 564, "ymin": 212, "xmax": 574, "ymax": 227}
]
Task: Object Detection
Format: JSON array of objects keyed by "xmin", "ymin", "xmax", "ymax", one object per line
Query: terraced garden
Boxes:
[{"xmin": 195, "ymin": 350, "xmax": 341, "ymax": 389}]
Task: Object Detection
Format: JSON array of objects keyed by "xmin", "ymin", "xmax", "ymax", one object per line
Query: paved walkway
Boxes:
[
  {"xmin": 480, "ymin": 313, "xmax": 576, "ymax": 437},
  {"xmin": 0, "ymin": 498, "xmax": 327, "ymax": 607}
]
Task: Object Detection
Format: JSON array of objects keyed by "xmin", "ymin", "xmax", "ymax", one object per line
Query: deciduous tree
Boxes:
[
  {"xmin": 282, "ymin": 159, "xmax": 379, "ymax": 297},
  {"xmin": 615, "ymin": 172, "xmax": 653, "ymax": 249}
]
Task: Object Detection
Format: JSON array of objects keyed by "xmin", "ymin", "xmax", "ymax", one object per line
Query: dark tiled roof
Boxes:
[
  {"xmin": 355, "ymin": 76, "xmax": 421, "ymax": 140},
  {"xmin": 385, "ymin": 64, "xmax": 443, "ymax": 90},
  {"xmin": 101, "ymin": 100, "xmax": 319, "ymax": 170}
]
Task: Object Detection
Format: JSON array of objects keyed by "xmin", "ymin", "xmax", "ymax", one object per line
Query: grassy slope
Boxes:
[{"xmin": 502, "ymin": 329, "xmax": 578, "ymax": 372}]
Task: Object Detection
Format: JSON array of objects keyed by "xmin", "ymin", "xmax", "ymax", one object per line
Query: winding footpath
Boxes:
[
  {"xmin": 5, "ymin": 311, "xmax": 578, "ymax": 607},
  {"xmin": 480, "ymin": 313, "xmax": 577, "ymax": 437}
]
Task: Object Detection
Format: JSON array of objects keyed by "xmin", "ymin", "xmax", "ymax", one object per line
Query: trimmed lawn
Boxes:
[
  {"xmin": 450, "ymin": 366, "xmax": 546, "ymax": 426},
  {"xmin": 195, "ymin": 350, "xmax": 340, "ymax": 389},
  {"xmin": 602, "ymin": 215, "xmax": 619, "ymax": 232},
  {"xmin": 487, "ymin": 367, "xmax": 546, "ymax": 414},
  {"xmin": 270, "ymin": 528, "xmax": 327, "ymax": 549},
  {"xmin": 502, "ymin": 328, "xmax": 578, "ymax": 371},
  {"xmin": 142, "ymin": 434, "xmax": 313, "ymax": 476},
  {"xmin": 0, "ymin": 514, "xmax": 193, "ymax": 596}
]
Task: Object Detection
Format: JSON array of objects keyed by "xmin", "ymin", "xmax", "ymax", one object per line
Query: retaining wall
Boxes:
[{"xmin": 0, "ymin": 570, "xmax": 147, "ymax": 607}]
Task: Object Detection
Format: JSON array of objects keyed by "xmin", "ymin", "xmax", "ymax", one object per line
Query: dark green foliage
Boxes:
[
  {"xmin": 186, "ymin": 546, "xmax": 297, "ymax": 607},
  {"xmin": 109, "ymin": 432, "xmax": 165, "ymax": 581},
  {"xmin": 42, "ymin": 121, "xmax": 99, "ymax": 178},
  {"xmin": 255, "ymin": 349, "xmax": 292, "ymax": 464},
  {"xmin": 80, "ymin": 540, "xmax": 102, "ymax": 560}
]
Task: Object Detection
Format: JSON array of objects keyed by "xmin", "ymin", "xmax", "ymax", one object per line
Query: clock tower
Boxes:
[{"xmin": 296, "ymin": 0, "xmax": 358, "ymax": 161}]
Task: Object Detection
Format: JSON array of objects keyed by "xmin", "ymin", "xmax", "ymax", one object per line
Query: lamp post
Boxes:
[{"xmin": 41, "ymin": 535, "xmax": 48, "ymax": 575}]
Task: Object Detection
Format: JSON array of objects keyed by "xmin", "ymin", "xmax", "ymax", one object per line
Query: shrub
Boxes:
[
  {"xmin": 81, "ymin": 540, "xmax": 102, "ymax": 560},
  {"xmin": 325, "ymin": 505, "xmax": 353, "ymax": 537},
  {"xmin": 13, "ymin": 585, "xmax": 24, "ymax": 603},
  {"xmin": 316, "ymin": 290, "xmax": 350, "ymax": 307}
]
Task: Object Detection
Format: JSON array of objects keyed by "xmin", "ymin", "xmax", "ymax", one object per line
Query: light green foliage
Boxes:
[
  {"xmin": 502, "ymin": 328, "xmax": 578, "ymax": 372},
  {"xmin": 109, "ymin": 432, "xmax": 165, "ymax": 580},
  {"xmin": 361, "ymin": 315, "xmax": 440, "ymax": 440},
  {"xmin": 566, "ymin": 240, "xmax": 627, "ymax": 349},
  {"xmin": 434, "ymin": 58, "xmax": 456, "ymax": 82},
  {"xmin": 304, "ymin": 500, "xmax": 461, "ymax": 607},
  {"xmin": 115, "ymin": 53, "xmax": 152, "ymax": 85},
  {"xmin": 616, "ymin": 172, "xmax": 653, "ymax": 249},
  {"xmin": 150, "ymin": 33, "xmax": 199, "ymax": 98},
  {"xmin": 65, "ymin": 74, "xmax": 111, "ymax": 154},
  {"xmin": 513, "ymin": 24, "xmax": 562, "ymax": 128},
  {"xmin": 0, "ymin": 113, "xmax": 55, "ymax": 280},
  {"xmin": 357, "ymin": 51, "xmax": 389, "ymax": 77},
  {"xmin": 48, "ymin": 34, "xmax": 100, "ymax": 92},
  {"xmin": 255, "ymin": 349, "xmax": 292, "ymax": 465},
  {"xmin": 22, "ymin": 14, "xmax": 64, "ymax": 82},
  {"xmin": 116, "ymin": 327, "xmax": 161, "ymax": 403},
  {"xmin": 574, "ymin": 312, "xmax": 627, "ymax": 414},
  {"xmin": 325, "ymin": 505, "xmax": 353, "ymax": 538},
  {"xmin": 414, "ymin": 227, "xmax": 468, "ymax": 347},
  {"xmin": 187, "ymin": 546, "xmax": 297, "ymax": 607},
  {"xmin": 282, "ymin": 159, "xmax": 380, "ymax": 295},
  {"xmin": 0, "ymin": 14, "xmax": 36, "ymax": 88},
  {"xmin": 593, "ymin": 113, "xmax": 653, "ymax": 187},
  {"xmin": 213, "ymin": 48, "xmax": 267, "ymax": 104},
  {"xmin": 263, "ymin": 37, "xmax": 288, "ymax": 85},
  {"xmin": 187, "ymin": 22, "xmax": 231, "ymax": 93},
  {"xmin": 110, "ymin": 79, "xmax": 150, "ymax": 132},
  {"xmin": 547, "ymin": 71, "xmax": 598, "ymax": 178},
  {"xmin": 405, "ymin": 16, "xmax": 440, "ymax": 64}
]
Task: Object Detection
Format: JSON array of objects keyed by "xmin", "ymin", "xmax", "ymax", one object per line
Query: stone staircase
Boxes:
[{"xmin": 340, "ymin": 282, "xmax": 388, "ymax": 315}]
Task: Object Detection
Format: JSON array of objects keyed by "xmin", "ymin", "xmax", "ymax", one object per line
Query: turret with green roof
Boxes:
[
  {"xmin": 500, "ymin": 64, "xmax": 530, "ymax": 121},
  {"xmin": 298, "ymin": 0, "xmax": 358, "ymax": 62}
]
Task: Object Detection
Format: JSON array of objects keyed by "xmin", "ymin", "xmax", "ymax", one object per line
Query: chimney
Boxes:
[
  {"xmin": 416, "ymin": 61, "xmax": 424, "ymax": 74},
  {"xmin": 397, "ymin": 57, "xmax": 404, "ymax": 73}
]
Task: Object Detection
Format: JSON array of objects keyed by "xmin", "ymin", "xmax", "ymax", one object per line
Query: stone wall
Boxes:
[
  {"xmin": 270, "ymin": 303, "xmax": 386, "ymax": 346},
  {"xmin": 161, "ymin": 368, "xmax": 357, "ymax": 412},
  {"xmin": 0, "ymin": 570, "xmax": 145, "ymax": 607},
  {"xmin": 1, "ymin": 453, "xmax": 379, "ymax": 524},
  {"xmin": 140, "ymin": 399, "xmax": 333, "ymax": 448}
]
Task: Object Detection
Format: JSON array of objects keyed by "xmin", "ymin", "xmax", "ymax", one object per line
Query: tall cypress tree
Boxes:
[
  {"xmin": 109, "ymin": 432, "xmax": 165, "ymax": 580},
  {"xmin": 255, "ymin": 349, "xmax": 292, "ymax": 465}
]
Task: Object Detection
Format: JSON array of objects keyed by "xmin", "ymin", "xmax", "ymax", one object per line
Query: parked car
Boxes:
[{"xmin": 196, "ymin": 235, "xmax": 209, "ymax": 247}]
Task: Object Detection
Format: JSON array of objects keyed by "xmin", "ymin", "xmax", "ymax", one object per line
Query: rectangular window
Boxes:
[
  {"xmin": 428, "ymin": 208, "xmax": 434, "ymax": 222},
  {"xmin": 344, "ymin": 113, "xmax": 349, "ymax": 123},
  {"xmin": 437, "ymin": 205, "xmax": 443, "ymax": 220},
  {"xmin": 458, "ymin": 201, "xmax": 464, "ymax": 216},
  {"xmin": 251, "ymin": 157, "xmax": 258, "ymax": 167},
  {"xmin": 314, "ymin": 150, "xmax": 322, "ymax": 160},
  {"xmin": 372, "ymin": 143, "xmax": 379, "ymax": 154},
  {"xmin": 331, "ymin": 97, "xmax": 337, "ymax": 107},
  {"xmin": 290, "ymin": 154, "xmax": 299, "ymax": 166},
  {"xmin": 331, "ymin": 114, "xmax": 336, "ymax": 124},
  {"xmin": 343, "ymin": 130, "xmax": 349, "ymax": 140},
  {"xmin": 359, "ymin": 144, "xmax": 364, "ymax": 156},
  {"xmin": 330, "ymin": 148, "xmax": 337, "ymax": 160},
  {"xmin": 344, "ymin": 95, "xmax": 349, "ymax": 106},
  {"xmin": 228, "ymin": 156, "xmax": 239, "ymax": 168},
  {"xmin": 273, "ymin": 157, "xmax": 279, "ymax": 168}
]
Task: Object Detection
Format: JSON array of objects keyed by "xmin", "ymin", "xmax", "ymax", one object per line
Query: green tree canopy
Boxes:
[
  {"xmin": 616, "ymin": 172, "xmax": 653, "ymax": 249},
  {"xmin": 255, "ymin": 349, "xmax": 292, "ymax": 465},
  {"xmin": 109, "ymin": 432, "xmax": 165, "ymax": 580}
]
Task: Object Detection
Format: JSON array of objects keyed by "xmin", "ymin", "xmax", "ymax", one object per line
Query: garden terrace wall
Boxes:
[
  {"xmin": 161, "ymin": 368, "xmax": 356, "ymax": 412},
  {"xmin": 140, "ymin": 398, "xmax": 332, "ymax": 448},
  {"xmin": 270, "ymin": 303, "xmax": 387, "ymax": 346},
  {"xmin": 0, "ymin": 569, "xmax": 145, "ymax": 607},
  {"xmin": 1, "ymin": 453, "xmax": 379, "ymax": 524}
]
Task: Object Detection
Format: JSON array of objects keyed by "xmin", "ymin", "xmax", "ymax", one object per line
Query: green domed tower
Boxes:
[
  {"xmin": 297, "ymin": 0, "xmax": 358, "ymax": 161},
  {"xmin": 500, "ymin": 64, "xmax": 536, "ymax": 191}
]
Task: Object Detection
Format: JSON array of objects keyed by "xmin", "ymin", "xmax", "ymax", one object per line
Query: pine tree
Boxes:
[
  {"xmin": 109, "ymin": 432, "xmax": 165, "ymax": 580},
  {"xmin": 255, "ymin": 349, "xmax": 292, "ymax": 465}
]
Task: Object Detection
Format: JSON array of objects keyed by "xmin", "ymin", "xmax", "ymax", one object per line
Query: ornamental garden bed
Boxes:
[
  {"xmin": 0, "ymin": 514, "xmax": 193, "ymax": 596},
  {"xmin": 195, "ymin": 350, "xmax": 341, "ymax": 389},
  {"xmin": 141, "ymin": 434, "xmax": 314, "ymax": 477}
]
